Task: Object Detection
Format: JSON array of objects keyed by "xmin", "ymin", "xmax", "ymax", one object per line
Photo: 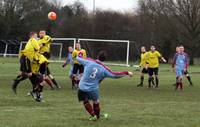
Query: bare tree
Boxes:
[{"xmin": 138, "ymin": 0, "xmax": 200, "ymax": 64}]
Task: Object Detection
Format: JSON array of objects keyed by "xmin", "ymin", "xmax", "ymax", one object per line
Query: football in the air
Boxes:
[{"xmin": 48, "ymin": 12, "xmax": 57, "ymax": 21}]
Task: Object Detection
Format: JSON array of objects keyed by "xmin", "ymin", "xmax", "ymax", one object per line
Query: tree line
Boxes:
[{"xmin": 1, "ymin": 0, "xmax": 200, "ymax": 64}]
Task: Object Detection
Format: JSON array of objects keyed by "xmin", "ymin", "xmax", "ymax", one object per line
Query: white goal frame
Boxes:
[
  {"xmin": 0, "ymin": 38, "xmax": 76, "ymax": 60},
  {"xmin": 78, "ymin": 38, "xmax": 130, "ymax": 67}
]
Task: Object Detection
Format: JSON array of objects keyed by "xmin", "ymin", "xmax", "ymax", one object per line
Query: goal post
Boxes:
[
  {"xmin": 51, "ymin": 38, "xmax": 76, "ymax": 62},
  {"xmin": 78, "ymin": 38, "xmax": 130, "ymax": 67}
]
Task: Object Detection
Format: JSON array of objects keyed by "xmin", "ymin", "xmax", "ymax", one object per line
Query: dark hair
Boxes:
[
  {"xmin": 39, "ymin": 30, "xmax": 46, "ymax": 32},
  {"xmin": 29, "ymin": 31, "xmax": 37, "ymax": 37},
  {"xmin": 97, "ymin": 51, "xmax": 107, "ymax": 62},
  {"xmin": 179, "ymin": 45, "xmax": 184, "ymax": 47}
]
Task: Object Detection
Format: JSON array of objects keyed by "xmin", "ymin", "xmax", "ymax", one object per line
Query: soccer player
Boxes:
[
  {"xmin": 12, "ymin": 31, "xmax": 40, "ymax": 94},
  {"xmin": 175, "ymin": 46, "xmax": 193, "ymax": 86},
  {"xmin": 172, "ymin": 45, "xmax": 189, "ymax": 90},
  {"xmin": 62, "ymin": 46, "xmax": 76, "ymax": 89},
  {"xmin": 146, "ymin": 45, "xmax": 166, "ymax": 88},
  {"xmin": 72, "ymin": 43, "xmax": 87, "ymax": 88},
  {"xmin": 29, "ymin": 56, "xmax": 48, "ymax": 102},
  {"xmin": 12, "ymin": 32, "xmax": 50, "ymax": 95},
  {"xmin": 38, "ymin": 30, "xmax": 60, "ymax": 89},
  {"xmin": 76, "ymin": 51, "xmax": 133, "ymax": 121},
  {"xmin": 137, "ymin": 46, "xmax": 148, "ymax": 87}
]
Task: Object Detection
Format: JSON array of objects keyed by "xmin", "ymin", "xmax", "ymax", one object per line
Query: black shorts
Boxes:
[
  {"xmin": 43, "ymin": 52, "xmax": 51, "ymax": 59},
  {"xmin": 39, "ymin": 63, "xmax": 47, "ymax": 75},
  {"xmin": 142, "ymin": 68, "xmax": 148, "ymax": 73},
  {"xmin": 29, "ymin": 73, "xmax": 43, "ymax": 85},
  {"xmin": 73, "ymin": 64, "xmax": 84, "ymax": 74},
  {"xmin": 20, "ymin": 55, "xmax": 31, "ymax": 73},
  {"xmin": 148, "ymin": 68, "xmax": 159, "ymax": 76},
  {"xmin": 78, "ymin": 89, "xmax": 99, "ymax": 102}
]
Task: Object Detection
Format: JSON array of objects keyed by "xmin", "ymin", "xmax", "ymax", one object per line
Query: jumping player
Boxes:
[
  {"xmin": 146, "ymin": 45, "xmax": 166, "ymax": 88},
  {"xmin": 76, "ymin": 51, "xmax": 133, "ymax": 121},
  {"xmin": 137, "ymin": 46, "xmax": 148, "ymax": 87},
  {"xmin": 38, "ymin": 30, "xmax": 60, "ymax": 89},
  {"xmin": 172, "ymin": 45, "xmax": 189, "ymax": 90},
  {"xmin": 12, "ymin": 32, "xmax": 40, "ymax": 94}
]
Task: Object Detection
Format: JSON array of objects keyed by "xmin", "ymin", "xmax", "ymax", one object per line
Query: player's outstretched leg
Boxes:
[
  {"xmin": 12, "ymin": 74, "xmax": 28, "ymax": 94},
  {"xmin": 83, "ymin": 100, "xmax": 97, "ymax": 121},
  {"xmin": 47, "ymin": 67, "xmax": 61, "ymax": 89},
  {"xmin": 44, "ymin": 76, "xmax": 54, "ymax": 90}
]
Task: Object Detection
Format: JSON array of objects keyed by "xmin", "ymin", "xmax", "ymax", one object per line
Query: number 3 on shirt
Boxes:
[{"xmin": 90, "ymin": 68, "xmax": 98, "ymax": 79}]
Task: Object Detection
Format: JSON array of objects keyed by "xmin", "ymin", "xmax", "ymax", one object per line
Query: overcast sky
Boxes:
[{"xmin": 57, "ymin": 0, "xmax": 138, "ymax": 12}]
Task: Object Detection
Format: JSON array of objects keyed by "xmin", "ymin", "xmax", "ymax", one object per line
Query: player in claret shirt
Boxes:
[
  {"xmin": 172, "ymin": 46, "xmax": 193, "ymax": 87},
  {"xmin": 76, "ymin": 51, "xmax": 133, "ymax": 121},
  {"xmin": 172, "ymin": 45, "xmax": 189, "ymax": 90}
]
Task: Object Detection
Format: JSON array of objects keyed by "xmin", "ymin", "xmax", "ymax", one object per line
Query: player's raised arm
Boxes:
[
  {"xmin": 62, "ymin": 56, "xmax": 68, "ymax": 68},
  {"xmin": 156, "ymin": 51, "xmax": 166, "ymax": 63},
  {"xmin": 104, "ymin": 66, "xmax": 133, "ymax": 78}
]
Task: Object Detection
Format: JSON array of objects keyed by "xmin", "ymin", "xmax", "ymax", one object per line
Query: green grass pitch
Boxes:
[{"xmin": 0, "ymin": 58, "xmax": 200, "ymax": 127}]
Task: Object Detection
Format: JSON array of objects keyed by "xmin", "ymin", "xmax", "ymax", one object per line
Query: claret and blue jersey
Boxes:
[
  {"xmin": 76, "ymin": 57, "xmax": 129, "ymax": 92},
  {"xmin": 172, "ymin": 52, "xmax": 189, "ymax": 76}
]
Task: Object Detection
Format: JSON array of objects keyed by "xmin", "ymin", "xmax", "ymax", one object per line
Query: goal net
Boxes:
[{"xmin": 78, "ymin": 38, "xmax": 130, "ymax": 66}]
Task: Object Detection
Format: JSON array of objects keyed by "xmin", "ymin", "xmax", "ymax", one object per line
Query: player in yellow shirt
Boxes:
[
  {"xmin": 12, "ymin": 32, "xmax": 39, "ymax": 93},
  {"xmin": 137, "ymin": 46, "xmax": 148, "ymax": 87},
  {"xmin": 12, "ymin": 32, "xmax": 49, "ymax": 95},
  {"xmin": 72, "ymin": 43, "xmax": 87, "ymax": 88},
  {"xmin": 38, "ymin": 30, "xmax": 60, "ymax": 89},
  {"xmin": 146, "ymin": 45, "xmax": 166, "ymax": 88}
]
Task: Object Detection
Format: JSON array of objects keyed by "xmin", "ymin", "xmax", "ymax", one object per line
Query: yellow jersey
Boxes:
[
  {"xmin": 139, "ymin": 52, "xmax": 147, "ymax": 67},
  {"xmin": 38, "ymin": 35, "xmax": 52, "ymax": 53},
  {"xmin": 72, "ymin": 49, "xmax": 87, "ymax": 64},
  {"xmin": 31, "ymin": 61, "xmax": 41, "ymax": 73},
  {"xmin": 24, "ymin": 38, "xmax": 40, "ymax": 52},
  {"xmin": 19, "ymin": 38, "xmax": 40, "ymax": 61},
  {"xmin": 146, "ymin": 51, "xmax": 162, "ymax": 68}
]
